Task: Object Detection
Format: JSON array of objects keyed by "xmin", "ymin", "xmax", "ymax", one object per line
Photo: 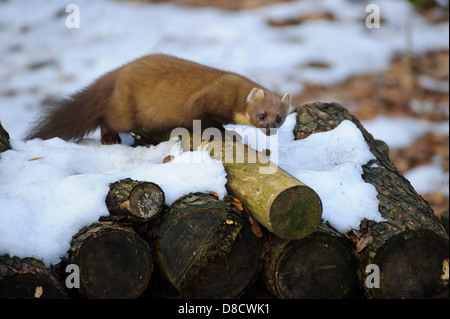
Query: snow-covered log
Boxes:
[{"xmin": 293, "ymin": 102, "xmax": 449, "ymax": 299}]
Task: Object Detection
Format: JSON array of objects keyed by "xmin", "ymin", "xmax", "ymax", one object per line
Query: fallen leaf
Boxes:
[
  {"xmin": 162, "ymin": 155, "xmax": 174, "ymax": 163},
  {"xmin": 248, "ymin": 214, "xmax": 262, "ymax": 238},
  {"xmin": 224, "ymin": 196, "xmax": 244, "ymax": 211},
  {"xmin": 209, "ymin": 191, "xmax": 219, "ymax": 199},
  {"xmin": 356, "ymin": 234, "xmax": 373, "ymax": 253},
  {"xmin": 28, "ymin": 157, "xmax": 44, "ymax": 161},
  {"xmin": 441, "ymin": 259, "xmax": 449, "ymax": 282},
  {"xmin": 34, "ymin": 286, "xmax": 43, "ymax": 298}
]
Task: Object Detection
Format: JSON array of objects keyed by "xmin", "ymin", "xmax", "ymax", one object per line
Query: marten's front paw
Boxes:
[{"xmin": 101, "ymin": 133, "xmax": 122, "ymax": 145}]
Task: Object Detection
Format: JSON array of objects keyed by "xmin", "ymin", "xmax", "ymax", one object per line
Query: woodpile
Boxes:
[{"xmin": 0, "ymin": 103, "xmax": 448, "ymax": 299}]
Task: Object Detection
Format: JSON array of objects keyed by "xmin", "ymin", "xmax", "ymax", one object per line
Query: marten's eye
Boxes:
[
  {"xmin": 276, "ymin": 115, "xmax": 282, "ymax": 124},
  {"xmin": 259, "ymin": 114, "xmax": 265, "ymax": 120}
]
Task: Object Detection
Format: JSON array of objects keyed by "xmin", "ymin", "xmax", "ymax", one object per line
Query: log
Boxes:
[
  {"xmin": 206, "ymin": 141, "xmax": 322, "ymax": 240},
  {"xmin": 0, "ymin": 121, "xmax": 12, "ymax": 154},
  {"xmin": 0, "ymin": 255, "xmax": 68, "ymax": 299},
  {"xmin": 104, "ymin": 178, "xmax": 165, "ymax": 222},
  {"xmin": 68, "ymin": 222, "xmax": 153, "ymax": 299},
  {"xmin": 262, "ymin": 222, "xmax": 359, "ymax": 299},
  {"xmin": 293, "ymin": 102, "xmax": 449, "ymax": 299},
  {"xmin": 155, "ymin": 192, "xmax": 262, "ymax": 298},
  {"xmin": 441, "ymin": 210, "xmax": 449, "ymax": 236}
]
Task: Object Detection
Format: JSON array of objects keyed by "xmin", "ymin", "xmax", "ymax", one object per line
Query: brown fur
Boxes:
[{"xmin": 26, "ymin": 54, "xmax": 291, "ymax": 144}]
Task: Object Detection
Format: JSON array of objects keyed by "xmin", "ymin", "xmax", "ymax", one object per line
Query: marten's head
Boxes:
[{"xmin": 244, "ymin": 88, "xmax": 291, "ymax": 136}]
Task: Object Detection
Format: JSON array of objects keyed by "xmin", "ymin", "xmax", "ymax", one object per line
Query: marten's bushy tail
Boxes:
[{"xmin": 25, "ymin": 70, "xmax": 117, "ymax": 142}]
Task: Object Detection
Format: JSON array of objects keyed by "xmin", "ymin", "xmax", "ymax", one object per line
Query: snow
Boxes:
[
  {"xmin": 227, "ymin": 115, "xmax": 385, "ymax": 233},
  {"xmin": 0, "ymin": 0, "xmax": 448, "ymax": 265},
  {"xmin": 0, "ymin": 137, "xmax": 228, "ymax": 265},
  {"xmin": 1, "ymin": 114, "xmax": 384, "ymax": 265},
  {"xmin": 277, "ymin": 118, "xmax": 385, "ymax": 233},
  {"xmin": 362, "ymin": 115, "xmax": 449, "ymax": 149},
  {"xmin": 405, "ymin": 156, "xmax": 449, "ymax": 197},
  {"xmin": 1, "ymin": 0, "xmax": 448, "ymax": 139},
  {"xmin": 362, "ymin": 116, "xmax": 449, "ymax": 195}
]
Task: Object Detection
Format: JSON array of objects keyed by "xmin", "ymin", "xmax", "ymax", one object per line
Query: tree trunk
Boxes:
[
  {"xmin": 207, "ymin": 141, "xmax": 323, "ymax": 240},
  {"xmin": 293, "ymin": 102, "xmax": 449, "ymax": 299},
  {"xmin": 68, "ymin": 222, "xmax": 153, "ymax": 299},
  {"xmin": 104, "ymin": 178, "xmax": 165, "ymax": 222},
  {"xmin": 0, "ymin": 121, "xmax": 12, "ymax": 154},
  {"xmin": 262, "ymin": 222, "xmax": 359, "ymax": 299},
  {"xmin": 154, "ymin": 192, "xmax": 262, "ymax": 298},
  {"xmin": 0, "ymin": 255, "xmax": 68, "ymax": 299}
]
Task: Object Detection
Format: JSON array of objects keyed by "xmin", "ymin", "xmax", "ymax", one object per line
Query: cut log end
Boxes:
[
  {"xmin": 129, "ymin": 182, "xmax": 165, "ymax": 219},
  {"xmin": 0, "ymin": 274, "xmax": 66, "ymax": 299},
  {"xmin": 181, "ymin": 220, "xmax": 262, "ymax": 298},
  {"xmin": 270, "ymin": 185, "xmax": 322, "ymax": 240},
  {"xmin": 274, "ymin": 238, "xmax": 357, "ymax": 299},
  {"xmin": 370, "ymin": 231, "xmax": 449, "ymax": 299},
  {"xmin": 105, "ymin": 178, "xmax": 165, "ymax": 221},
  {"xmin": 156, "ymin": 193, "xmax": 262, "ymax": 298},
  {"xmin": 0, "ymin": 256, "xmax": 68, "ymax": 299},
  {"xmin": 70, "ymin": 224, "xmax": 153, "ymax": 299},
  {"xmin": 263, "ymin": 223, "xmax": 359, "ymax": 299}
]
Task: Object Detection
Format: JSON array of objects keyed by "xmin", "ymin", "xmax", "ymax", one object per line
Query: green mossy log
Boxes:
[
  {"xmin": 155, "ymin": 192, "xmax": 262, "ymax": 298},
  {"xmin": 207, "ymin": 140, "xmax": 322, "ymax": 240}
]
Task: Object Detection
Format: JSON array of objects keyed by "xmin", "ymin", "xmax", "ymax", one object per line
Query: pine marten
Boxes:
[{"xmin": 26, "ymin": 54, "xmax": 291, "ymax": 144}]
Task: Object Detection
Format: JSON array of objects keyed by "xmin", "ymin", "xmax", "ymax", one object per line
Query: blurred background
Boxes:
[{"xmin": 0, "ymin": 0, "xmax": 448, "ymax": 216}]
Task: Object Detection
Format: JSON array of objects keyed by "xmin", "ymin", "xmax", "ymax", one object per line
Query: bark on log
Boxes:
[
  {"xmin": 0, "ymin": 121, "xmax": 12, "ymax": 154},
  {"xmin": 293, "ymin": 102, "xmax": 449, "ymax": 299},
  {"xmin": 207, "ymin": 141, "xmax": 322, "ymax": 240},
  {"xmin": 68, "ymin": 222, "xmax": 153, "ymax": 299},
  {"xmin": 104, "ymin": 178, "xmax": 165, "ymax": 221},
  {"xmin": 155, "ymin": 192, "xmax": 262, "ymax": 298},
  {"xmin": 441, "ymin": 210, "xmax": 449, "ymax": 236},
  {"xmin": 0, "ymin": 255, "xmax": 68, "ymax": 299},
  {"xmin": 262, "ymin": 222, "xmax": 359, "ymax": 299}
]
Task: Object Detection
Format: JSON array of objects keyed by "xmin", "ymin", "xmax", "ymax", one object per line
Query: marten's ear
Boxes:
[
  {"xmin": 281, "ymin": 93, "xmax": 291, "ymax": 111},
  {"xmin": 247, "ymin": 88, "xmax": 265, "ymax": 104}
]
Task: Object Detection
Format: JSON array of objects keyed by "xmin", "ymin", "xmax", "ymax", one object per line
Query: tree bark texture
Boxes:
[
  {"xmin": 262, "ymin": 222, "xmax": 359, "ymax": 299},
  {"xmin": 0, "ymin": 121, "xmax": 12, "ymax": 154},
  {"xmin": 207, "ymin": 141, "xmax": 323, "ymax": 240},
  {"xmin": 68, "ymin": 222, "xmax": 153, "ymax": 299},
  {"xmin": 154, "ymin": 192, "xmax": 262, "ymax": 298},
  {"xmin": 292, "ymin": 102, "xmax": 449, "ymax": 299},
  {"xmin": 0, "ymin": 255, "xmax": 68, "ymax": 299}
]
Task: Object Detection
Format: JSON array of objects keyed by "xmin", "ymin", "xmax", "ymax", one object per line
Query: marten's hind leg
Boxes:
[{"xmin": 100, "ymin": 119, "xmax": 121, "ymax": 144}]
